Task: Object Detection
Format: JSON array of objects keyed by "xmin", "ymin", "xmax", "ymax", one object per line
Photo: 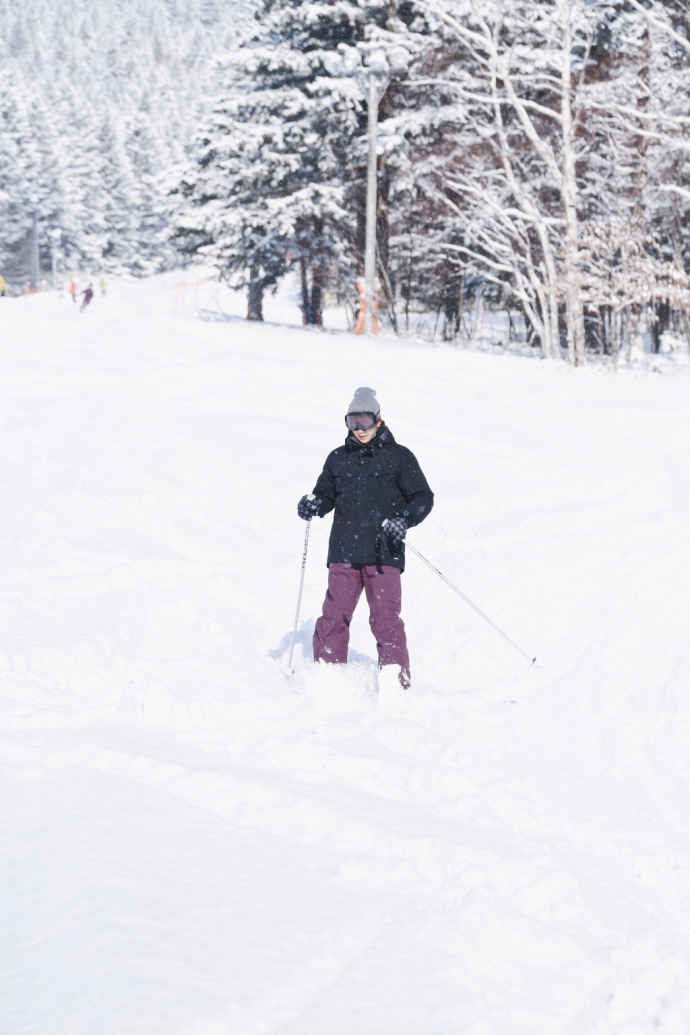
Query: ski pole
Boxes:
[
  {"xmin": 287, "ymin": 520, "xmax": 312, "ymax": 674},
  {"xmin": 406, "ymin": 542, "xmax": 536, "ymax": 665}
]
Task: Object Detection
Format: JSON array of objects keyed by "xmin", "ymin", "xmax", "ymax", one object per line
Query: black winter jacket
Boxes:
[{"xmin": 312, "ymin": 423, "xmax": 433, "ymax": 572}]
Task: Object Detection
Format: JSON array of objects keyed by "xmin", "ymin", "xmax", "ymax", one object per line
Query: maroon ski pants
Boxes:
[{"xmin": 313, "ymin": 563, "xmax": 410, "ymax": 675}]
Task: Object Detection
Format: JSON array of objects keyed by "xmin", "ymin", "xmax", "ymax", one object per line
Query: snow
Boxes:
[{"xmin": 3, "ymin": 274, "xmax": 690, "ymax": 1034}]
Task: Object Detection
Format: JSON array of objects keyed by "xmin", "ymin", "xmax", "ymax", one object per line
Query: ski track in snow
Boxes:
[{"xmin": 3, "ymin": 274, "xmax": 690, "ymax": 1034}]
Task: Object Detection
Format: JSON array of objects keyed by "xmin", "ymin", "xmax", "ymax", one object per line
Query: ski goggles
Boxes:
[{"xmin": 345, "ymin": 412, "xmax": 378, "ymax": 431}]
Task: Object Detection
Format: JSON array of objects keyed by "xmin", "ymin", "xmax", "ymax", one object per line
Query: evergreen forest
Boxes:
[{"xmin": 2, "ymin": 0, "xmax": 689, "ymax": 361}]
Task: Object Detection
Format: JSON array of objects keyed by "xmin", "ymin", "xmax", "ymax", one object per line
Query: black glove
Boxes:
[
  {"xmin": 382, "ymin": 515, "xmax": 408, "ymax": 553},
  {"xmin": 297, "ymin": 494, "xmax": 322, "ymax": 520}
]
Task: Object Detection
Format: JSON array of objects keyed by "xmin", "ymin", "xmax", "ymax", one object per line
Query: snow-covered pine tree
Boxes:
[
  {"xmin": 126, "ymin": 105, "xmax": 178, "ymax": 277},
  {"xmin": 0, "ymin": 67, "xmax": 36, "ymax": 283},
  {"xmin": 174, "ymin": 1, "xmax": 364, "ymax": 322},
  {"xmin": 24, "ymin": 93, "xmax": 68, "ymax": 279},
  {"xmin": 173, "ymin": 0, "xmax": 430, "ymax": 324},
  {"xmin": 172, "ymin": 81, "xmax": 292, "ymax": 322}
]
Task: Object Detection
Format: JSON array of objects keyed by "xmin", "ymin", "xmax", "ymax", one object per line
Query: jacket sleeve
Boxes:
[
  {"xmin": 397, "ymin": 448, "xmax": 434, "ymax": 527},
  {"xmin": 312, "ymin": 456, "xmax": 336, "ymax": 517}
]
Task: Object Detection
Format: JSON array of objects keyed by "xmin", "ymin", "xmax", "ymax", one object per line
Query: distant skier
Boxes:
[
  {"xmin": 80, "ymin": 283, "xmax": 94, "ymax": 312},
  {"xmin": 99, "ymin": 278, "xmax": 106, "ymax": 297},
  {"xmin": 69, "ymin": 279, "xmax": 78, "ymax": 304},
  {"xmin": 297, "ymin": 387, "xmax": 434, "ymax": 693},
  {"xmin": 0, "ymin": 272, "xmax": 6, "ymax": 296}
]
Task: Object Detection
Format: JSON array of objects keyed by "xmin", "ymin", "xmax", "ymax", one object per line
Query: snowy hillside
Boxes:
[
  {"xmin": 0, "ymin": 0, "xmax": 258, "ymax": 276},
  {"xmin": 3, "ymin": 277, "xmax": 690, "ymax": 1034}
]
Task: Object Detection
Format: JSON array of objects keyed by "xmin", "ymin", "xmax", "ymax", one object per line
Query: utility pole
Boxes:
[
  {"xmin": 358, "ymin": 47, "xmax": 405, "ymax": 335},
  {"xmin": 364, "ymin": 72, "xmax": 379, "ymax": 335}
]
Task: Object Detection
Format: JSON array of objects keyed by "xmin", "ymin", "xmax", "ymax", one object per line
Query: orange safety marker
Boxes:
[{"xmin": 354, "ymin": 277, "xmax": 380, "ymax": 334}]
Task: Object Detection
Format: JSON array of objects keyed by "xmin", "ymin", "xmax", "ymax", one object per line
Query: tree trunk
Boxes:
[
  {"xmin": 472, "ymin": 287, "xmax": 485, "ymax": 339},
  {"xmin": 377, "ymin": 257, "xmax": 399, "ymax": 335},
  {"xmin": 650, "ymin": 299, "xmax": 670, "ymax": 353},
  {"xmin": 560, "ymin": 0, "xmax": 586, "ymax": 365},
  {"xmin": 247, "ymin": 266, "xmax": 263, "ymax": 321},
  {"xmin": 442, "ymin": 276, "xmax": 460, "ymax": 341},
  {"xmin": 682, "ymin": 308, "xmax": 690, "ymax": 355},
  {"xmin": 628, "ymin": 305, "xmax": 644, "ymax": 362},
  {"xmin": 671, "ymin": 215, "xmax": 690, "ymax": 353},
  {"xmin": 299, "ymin": 257, "xmax": 310, "ymax": 325},
  {"xmin": 310, "ymin": 261, "xmax": 324, "ymax": 326}
]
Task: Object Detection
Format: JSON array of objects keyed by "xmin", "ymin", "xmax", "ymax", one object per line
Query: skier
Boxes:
[
  {"xmin": 297, "ymin": 386, "xmax": 434, "ymax": 692},
  {"xmin": 0, "ymin": 272, "xmax": 7, "ymax": 296},
  {"xmin": 69, "ymin": 279, "xmax": 78, "ymax": 304},
  {"xmin": 80, "ymin": 283, "xmax": 94, "ymax": 311}
]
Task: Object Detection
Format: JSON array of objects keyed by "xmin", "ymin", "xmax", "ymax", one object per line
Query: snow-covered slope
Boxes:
[{"xmin": 3, "ymin": 277, "xmax": 690, "ymax": 1034}]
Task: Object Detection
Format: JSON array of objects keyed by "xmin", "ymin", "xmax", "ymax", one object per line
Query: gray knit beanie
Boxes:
[{"xmin": 347, "ymin": 386, "xmax": 380, "ymax": 417}]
